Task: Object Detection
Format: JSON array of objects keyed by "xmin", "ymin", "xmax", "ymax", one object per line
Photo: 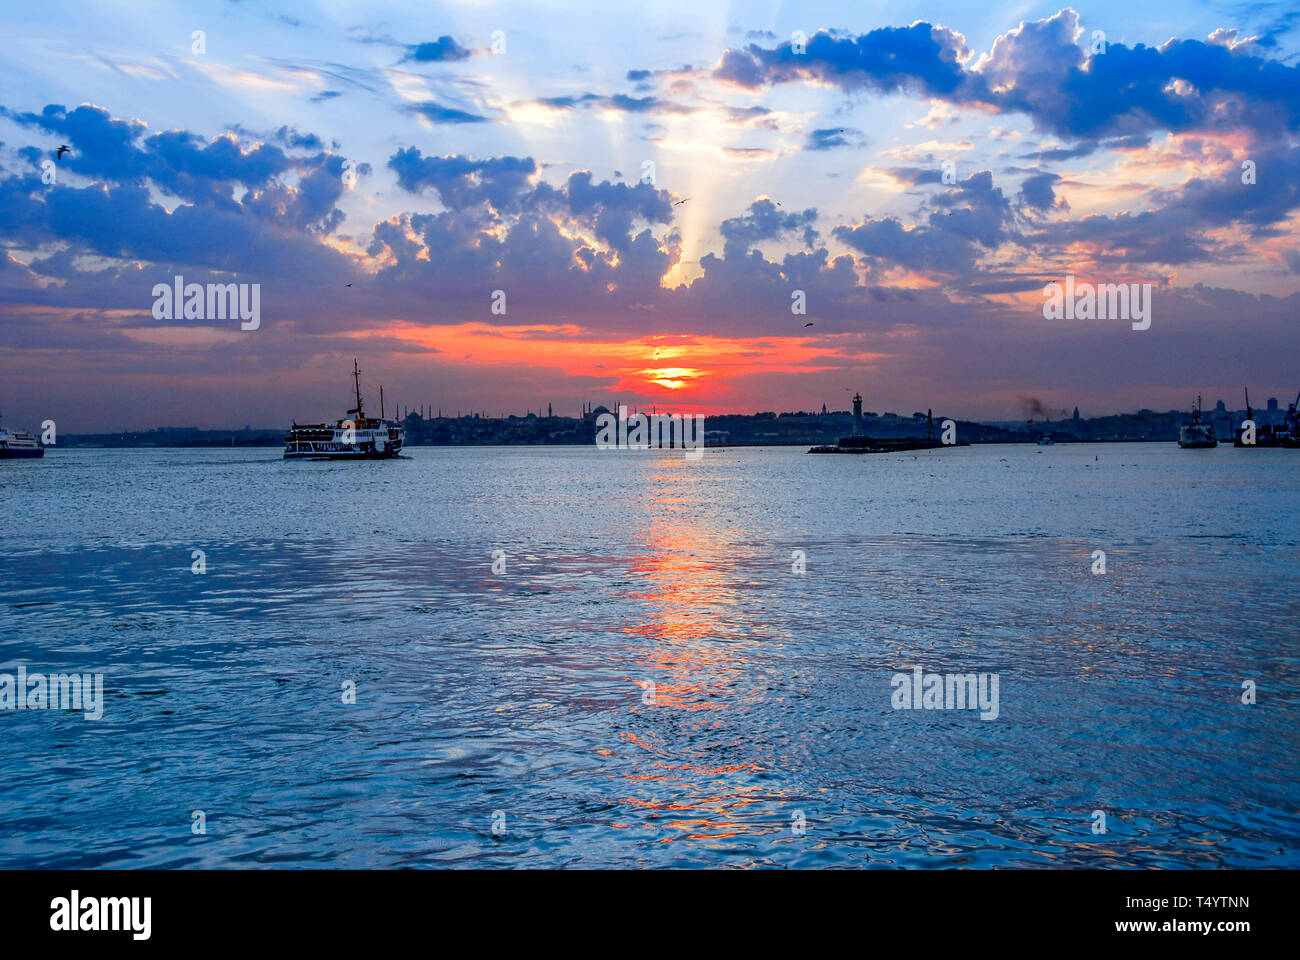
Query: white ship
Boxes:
[
  {"xmin": 1178, "ymin": 394, "xmax": 1217, "ymax": 448},
  {"xmin": 0, "ymin": 417, "xmax": 44, "ymax": 458},
  {"xmin": 284, "ymin": 360, "xmax": 405, "ymax": 460}
]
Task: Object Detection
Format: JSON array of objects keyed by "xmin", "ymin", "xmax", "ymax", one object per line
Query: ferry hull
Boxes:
[
  {"xmin": 283, "ymin": 446, "xmax": 403, "ymax": 460},
  {"xmin": 0, "ymin": 446, "xmax": 44, "ymax": 458}
]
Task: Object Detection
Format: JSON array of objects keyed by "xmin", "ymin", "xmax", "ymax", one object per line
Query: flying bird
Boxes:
[
  {"xmin": 345, "ymin": 282, "xmax": 352, "ymax": 287},
  {"xmin": 803, "ymin": 322, "xmax": 814, "ymax": 327},
  {"xmin": 673, "ymin": 198, "xmax": 690, "ymax": 206},
  {"xmin": 56, "ymin": 144, "xmax": 69, "ymax": 160}
]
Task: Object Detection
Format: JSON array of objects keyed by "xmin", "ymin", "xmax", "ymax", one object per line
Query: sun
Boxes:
[{"xmin": 641, "ymin": 367, "xmax": 704, "ymax": 390}]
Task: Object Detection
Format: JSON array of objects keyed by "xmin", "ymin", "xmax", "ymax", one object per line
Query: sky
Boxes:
[{"xmin": 0, "ymin": 0, "xmax": 1297, "ymax": 432}]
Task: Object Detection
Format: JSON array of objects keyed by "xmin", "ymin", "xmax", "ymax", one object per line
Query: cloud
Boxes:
[
  {"xmin": 714, "ymin": 23, "xmax": 972, "ymax": 96},
  {"xmin": 1, "ymin": 103, "xmax": 355, "ymax": 233},
  {"xmin": 387, "ymin": 148, "xmax": 539, "ymax": 210},
  {"xmin": 714, "ymin": 10, "xmax": 1300, "ymax": 143},
  {"xmin": 834, "ymin": 170, "xmax": 1016, "ymax": 275},
  {"xmin": 806, "ymin": 127, "xmax": 865, "ymax": 151},
  {"xmin": 526, "ymin": 93, "xmax": 693, "ymax": 116},
  {"xmin": 719, "ymin": 198, "xmax": 819, "ymax": 257},
  {"xmin": 405, "ymin": 102, "xmax": 492, "ymax": 124},
  {"xmin": 407, "ymin": 36, "xmax": 474, "ymax": 63},
  {"xmin": 1019, "ymin": 135, "xmax": 1150, "ymax": 162},
  {"xmin": 1018, "ymin": 172, "xmax": 1063, "ymax": 211}
]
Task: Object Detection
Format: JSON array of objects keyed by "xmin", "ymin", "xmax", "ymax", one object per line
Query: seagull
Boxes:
[
  {"xmin": 345, "ymin": 282, "xmax": 353, "ymax": 287},
  {"xmin": 674, "ymin": 197, "xmax": 690, "ymax": 206},
  {"xmin": 803, "ymin": 321, "xmax": 814, "ymax": 327},
  {"xmin": 56, "ymin": 145, "xmax": 69, "ymax": 160}
]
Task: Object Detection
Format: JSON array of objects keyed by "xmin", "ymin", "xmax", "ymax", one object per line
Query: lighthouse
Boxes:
[{"xmin": 852, "ymin": 393, "xmax": 864, "ymax": 436}]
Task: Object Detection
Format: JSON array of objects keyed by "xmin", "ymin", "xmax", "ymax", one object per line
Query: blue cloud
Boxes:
[
  {"xmin": 405, "ymin": 102, "xmax": 491, "ymax": 124},
  {"xmin": 407, "ymin": 36, "xmax": 473, "ymax": 62},
  {"xmin": 806, "ymin": 127, "xmax": 863, "ymax": 151}
]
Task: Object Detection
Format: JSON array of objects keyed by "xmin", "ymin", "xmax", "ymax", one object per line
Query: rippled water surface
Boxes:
[{"xmin": 1, "ymin": 444, "xmax": 1297, "ymax": 868}]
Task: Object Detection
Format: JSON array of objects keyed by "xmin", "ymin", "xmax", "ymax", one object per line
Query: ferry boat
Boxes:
[
  {"xmin": 1036, "ymin": 433, "xmax": 1054, "ymax": 446},
  {"xmin": 0, "ymin": 417, "xmax": 44, "ymax": 458},
  {"xmin": 1178, "ymin": 395, "xmax": 1217, "ymax": 448},
  {"xmin": 284, "ymin": 360, "xmax": 405, "ymax": 460}
]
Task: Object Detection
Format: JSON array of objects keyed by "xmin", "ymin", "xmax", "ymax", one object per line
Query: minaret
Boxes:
[{"xmin": 852, "ymin": 392, "xmax": 863, "ymax": 436}]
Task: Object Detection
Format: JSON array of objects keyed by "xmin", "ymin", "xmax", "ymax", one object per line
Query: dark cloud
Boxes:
[
  {"xmin": 407, "ymin": 36, "xmax": 473, "ymax": 62},
  {"xmin": 1018, "ymin": 140, "xmax": 1300, "ymax": 266},
  {"xmin": 557, "ymin": 170, "xmax": 674, "ymax": 252},
  {"xmin": 1255, "ymin": 10, "xmax": 1300, "ymax": 49},
  {"xmin": 1, "ymin": 103, "xmax": 147, "ymax": 182},
  {"xmin": 0, "ymin": 103, "xmax": 353, "ymax": 233},
  {"xmin": 404, "ymin": 102, "xmax": 492, "ymax": 124},
  {"xmin": 1019, "ymin": 172, "xmax": 1062, "ymax": 210},
  {"xmin": 834, "ymin": 170, "xmax": 1015, "ymax": 275},
  {"xmin": 806, "ymin": 127, "xmax": 864, "ymax": 151},
  {"xmin": 713, "ymin": 10, "xmax": 1300, "ymax": 143},
  {"xmin": 386, "ymin": 149, "xmax": 539, "ymax": 210},
  {"xmin": 983, "ymin": 11, "xmax": 1300, "ymax": 140},
  {"xmin": 889, "ymin": 166, "xmax": 945, "ymax": 186},
  {"xmin": 714, "ymin": 23, "xmax": 971, "ymax": 96},
  {"xmin": 1019, "ymin": 135, "xmax": 1151, "ymax": 163},
  {"xmin": 526, "ymin": 93, "xmax": 692, "ymax": 116},
  {"xmin": 719, "ymin": 199, "xmax": 819, "ymax": 258}
]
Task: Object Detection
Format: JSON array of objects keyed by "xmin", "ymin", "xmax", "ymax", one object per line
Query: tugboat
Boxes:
[
  {"xmin": 0, "ymin": 416, "xmax": 44, "ymax": 458},
  {"xmin": 1178, "ymin": 394, "xmax": 1217, "ymax": 448},
  {"xmin": 284, "ymin": 360, "xmax": 405, "ymax": 460}
]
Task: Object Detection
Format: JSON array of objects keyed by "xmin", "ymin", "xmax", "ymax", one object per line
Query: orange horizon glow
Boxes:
[{"xmin": 350, "ymin": 320, "xmax": 890, "ymax": 410}]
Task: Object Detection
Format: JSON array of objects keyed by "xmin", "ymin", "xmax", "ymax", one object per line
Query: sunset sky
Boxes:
[{"xmin": 1, "ymin": 0, "xmax": 1297, "ymax": 432}]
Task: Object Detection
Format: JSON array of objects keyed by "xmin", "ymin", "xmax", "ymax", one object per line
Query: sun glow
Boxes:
[{"xmin": 356, "ymin": 321, "xmax": 853, "ymax": 409}]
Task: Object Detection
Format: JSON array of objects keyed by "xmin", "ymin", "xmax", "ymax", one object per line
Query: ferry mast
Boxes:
[{"xmin": 349, "ymin": 358, "xmax": 365, "ymax": 421}]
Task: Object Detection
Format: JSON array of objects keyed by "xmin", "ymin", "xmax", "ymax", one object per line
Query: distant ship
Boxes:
[
  {"xmin": 284, "ymin": 360, "xmax": 405, "ymax": 460},
  {"xmin": 1036, "ymin": 433, "xmax": 1054, "ymax": 446},
  {"xmin": 809, "ymin": 397, "xmax": 963, "ymax": 453},
  {"xmin": 0, "ymin": 417, "xmax": 43, "ymax": 458},
  {"xmin": 1178, "ymin": 395, "xmax": 1217, "ymax": 448}
]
